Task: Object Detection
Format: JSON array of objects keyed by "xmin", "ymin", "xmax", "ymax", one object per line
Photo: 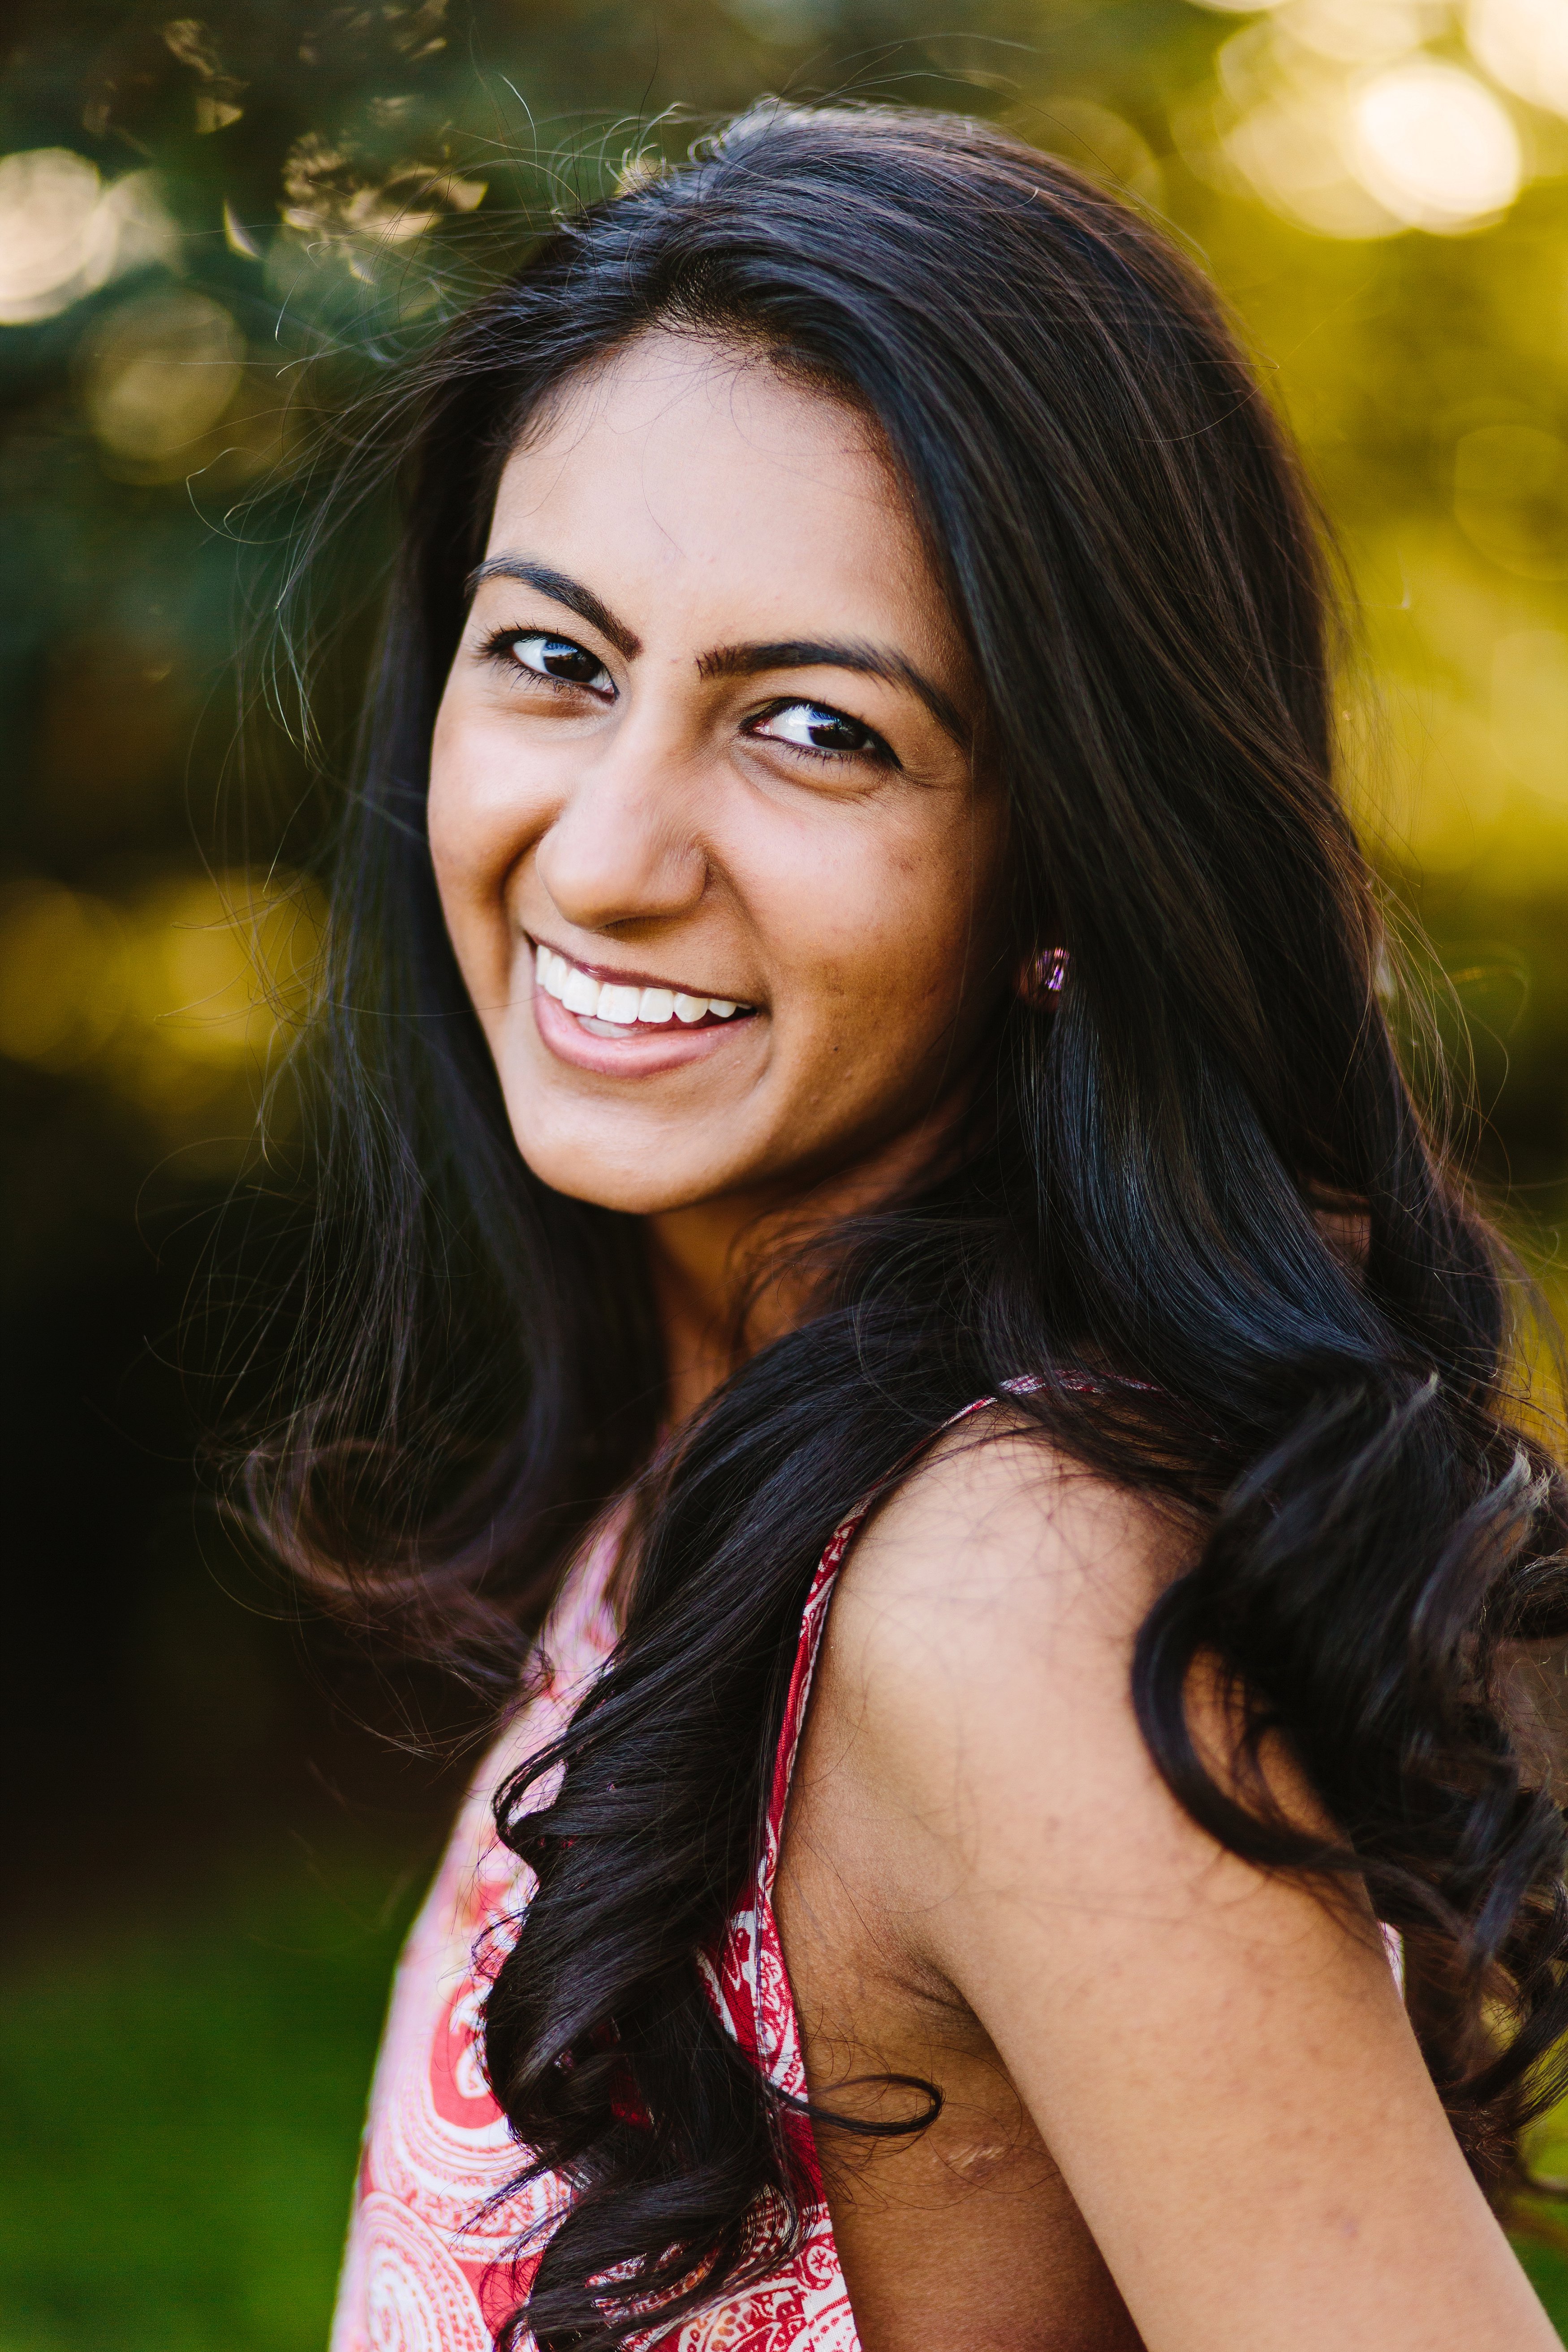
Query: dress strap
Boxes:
[
  {"xmin": 701, "ymin": 1374, "xmax": 1143, "ymax": 2113},
  {"xmin": 760, "ymin": 1373, "xmax": 1138, "ymax": 1887}
]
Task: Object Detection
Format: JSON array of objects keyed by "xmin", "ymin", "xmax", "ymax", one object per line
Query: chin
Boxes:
[{"xmin": 507, "ymin": 1123, "xmax": 739, "ymax": 1217}]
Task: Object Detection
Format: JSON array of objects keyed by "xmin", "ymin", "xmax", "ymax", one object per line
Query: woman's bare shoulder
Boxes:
[
  {"xmin": 811, "ymin": 1419, "xmax": 1553, "ymax": 2352},
  {"xmin": 828, "ymin": 1406, "xmax": 1189, "ymax": 1710},
  {"xmin": 810, "ymin": 1407, "xmax": 1207, "ymax": 1950}
]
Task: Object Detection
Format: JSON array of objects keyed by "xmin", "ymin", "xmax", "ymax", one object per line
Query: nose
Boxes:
[{"xmin": 533, "ymin": 718, "xmax": 709, "ymax": 936}]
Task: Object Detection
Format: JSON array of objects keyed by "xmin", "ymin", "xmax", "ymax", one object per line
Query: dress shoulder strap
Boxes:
[
  {"xmin": 702, "ymin": 1375, "xmax": 1146, "ymax": 2108},
  {"xmin": 761, "ymin": 1376, "xmax": 1129, "ymax": 1892}
]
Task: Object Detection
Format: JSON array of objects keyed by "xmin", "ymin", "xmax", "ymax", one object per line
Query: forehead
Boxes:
[{"xmin": 485, "ymin": 330, "xmax": 950, "ymax": 656}]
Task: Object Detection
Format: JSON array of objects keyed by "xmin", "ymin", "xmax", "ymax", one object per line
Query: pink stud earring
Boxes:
[{"xmin": 1018, "ymin": 947, "xmax": 1069, "ymax": 1005}]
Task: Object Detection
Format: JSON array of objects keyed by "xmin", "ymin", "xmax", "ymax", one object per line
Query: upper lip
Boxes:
[{"xmin": 526, "ymin": 932, "xmax": 757, "ymax": 1007}]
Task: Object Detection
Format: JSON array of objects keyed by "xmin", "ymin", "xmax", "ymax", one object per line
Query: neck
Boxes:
[{"xmin": 645, "ymin": 1105, "xmax": 967, "ymax": 1428}]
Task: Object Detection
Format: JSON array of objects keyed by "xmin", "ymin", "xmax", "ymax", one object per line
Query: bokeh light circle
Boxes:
[
  {"xmin": 80, "ymin": 289, "xmax": 244, "ymax": 478},
  {"xmin": 1350, "ymin": 60, "xmax": 1522, "ymax": 232},
  {"xmin": 1468, "ymin": 0, "xmax": 1568, "ymax": 122},
  {"xmin": 0, "ymin": 150, "xmax": 115, "ymax": 325}
]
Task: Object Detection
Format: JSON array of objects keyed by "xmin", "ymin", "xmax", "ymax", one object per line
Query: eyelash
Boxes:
[
  {"xmin": 478, "ymin": 627, "xmax": 612, "ymax": 698},
  {"xmin": 743, "ymin": 699, "xmax": 897, "ymax": 769},
  {"xmin": 476, "ymin": 625, "xmax": 897, "ymax": 769}
]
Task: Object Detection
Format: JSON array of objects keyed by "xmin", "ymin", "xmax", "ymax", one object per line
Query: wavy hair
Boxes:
[{"xmin": 245, "ymin": 104, "xmax": 1568, "ymax": 2349}]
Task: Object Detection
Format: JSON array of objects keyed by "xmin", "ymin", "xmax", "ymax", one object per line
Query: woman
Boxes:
[{"xmin": 256, "ymin": 104, "xmax": 1568, "ymax": 2350}]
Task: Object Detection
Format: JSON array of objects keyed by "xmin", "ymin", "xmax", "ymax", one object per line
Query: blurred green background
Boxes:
[{"xmin": 4, "ymin": 1, "xmax": 1568, "ymax": 2343}]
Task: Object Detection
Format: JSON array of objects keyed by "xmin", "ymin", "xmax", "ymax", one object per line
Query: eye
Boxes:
[
  {"xmin": 486, "ymin": 629, "xmax": 612, "ymax": 694},
  {"xmin": 749, "ymin": 700, "xmax": 894, "ymax": 763}
]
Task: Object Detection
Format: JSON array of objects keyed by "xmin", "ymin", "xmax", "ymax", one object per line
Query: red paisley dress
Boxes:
[
  {"xmin": 330, "ymin": 1391, "xmax": 1404, "ymax": 2351},
  {"xmin": 330, "ymin": 1466, "xmax": 892, "ymax": 2352}
]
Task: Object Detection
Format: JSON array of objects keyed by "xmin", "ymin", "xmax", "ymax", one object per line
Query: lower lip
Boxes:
[{"xmin": 531, "ymin": 978, "xmax": 761, "ymax": 1077}]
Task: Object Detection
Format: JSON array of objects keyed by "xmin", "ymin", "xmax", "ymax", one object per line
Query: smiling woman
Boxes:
[
  {"xmin": 246, "ymin": 103, "xmax": 1568, "ymax": 2352},
  {"xmin": 427, "ymin": 334, "xmax": 1002, "ymax": 1370}
]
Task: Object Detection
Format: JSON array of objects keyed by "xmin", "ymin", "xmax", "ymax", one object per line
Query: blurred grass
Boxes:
[
  {"xmin": 0, "ymin": 1845, "xmax": 1565, "ymax": 2348},
  {"xmin": 0, "ymin": 1851, "xmax": 424, "ymax": 2352},
  {"xmin": 1517, "ymin": 2195, "xmax": 1568, "ymax": 2345}
]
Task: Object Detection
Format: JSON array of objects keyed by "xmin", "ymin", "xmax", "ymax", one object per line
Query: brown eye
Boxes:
[
  {"xmin": 508, "ymin": 632, "xmax": 612, "ymax": 691},
  {"xmin": 752, "ymin": 700, "xmax": 892, "ymax": 761}
]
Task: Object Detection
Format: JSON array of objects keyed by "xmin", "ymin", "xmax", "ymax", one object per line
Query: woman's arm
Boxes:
[{"xmin": 818, "ymin": 1426, "xmax": 1556, "ymax": 2352}]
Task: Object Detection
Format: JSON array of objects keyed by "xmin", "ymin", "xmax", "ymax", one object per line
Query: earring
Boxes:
[{"xmin": 1018, "ymin": 947, "xmax": 1069, "ymax": 1005}]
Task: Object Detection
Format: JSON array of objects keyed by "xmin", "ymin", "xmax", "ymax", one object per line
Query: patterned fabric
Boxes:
[
  {"xmin": 329, "ymin": 1385, "xmax": 1403, "ymax": 2351},
  {"xmin": 329, "ymin": 1531, "xmax": 618, "ymax": 2351},
  {"xmin": 330, "ymin": 1456, "xmax": 905, "ymax": 2352}
]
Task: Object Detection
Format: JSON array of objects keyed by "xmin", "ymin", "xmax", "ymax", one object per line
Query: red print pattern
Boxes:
[
  {"xmin": 331, "ymin": 1387, "xmax": 1404, "ymax": 2351},
  {"xmin": 330, "ymin": 1489, "xmax": 879, "ymax": 2352}
]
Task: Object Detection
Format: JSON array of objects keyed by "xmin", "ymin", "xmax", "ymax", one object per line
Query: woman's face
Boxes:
[{"xmin": 429, "ymin": 330, "xmax": 1009, "ymax": 1220}]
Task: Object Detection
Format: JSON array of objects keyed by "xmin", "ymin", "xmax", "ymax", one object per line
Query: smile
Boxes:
[{"xmin": 532, "ymin": 942, "xmax": 754, "ymax": 1038}]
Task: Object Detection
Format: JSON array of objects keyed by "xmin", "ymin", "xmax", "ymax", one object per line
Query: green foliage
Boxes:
[{"xmin": 0, "ymin": 1852, "xmax": 423, "ymax": 2352}]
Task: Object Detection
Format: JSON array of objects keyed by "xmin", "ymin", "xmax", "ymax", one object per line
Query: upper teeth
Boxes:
[{"xmin": 534, "ymin": 943, "xmax": 744, "ymax": 1027}]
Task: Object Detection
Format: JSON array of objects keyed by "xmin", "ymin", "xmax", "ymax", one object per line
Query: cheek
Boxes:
[
  {"xmin": 428, "ymin": 698, "xmax": 555, "ymax": 895},
  {"xmin": 426, "ymin": 704, "xmax": 530, "ymax": 1008},
  {"xmin": 768, "ymin": 806, "xmax": 1002, "ymax": 1057},
  {"xmin": 426, "ymin": 700, "xmax": 469, "ymax": 918},
  {"xmin": 426, "ymin": 699, "xmax": 492, "ymax": 896}
]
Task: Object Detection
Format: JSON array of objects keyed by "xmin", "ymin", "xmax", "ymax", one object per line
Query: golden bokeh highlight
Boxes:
[
  {"xmin": 0, "ymin": 880, "xmax": 127, "ymax": 1069},
  {"xmin": 1351, "ymin": 58, "xmax": 1521, "ymax": 230},
  {"xmin": 1189, "ymin": 0, "xmax": 1562, "ymax": 239},
  {"xmin": 0, "ymin": 148, "xmax": 176, "ymax": 324},
  {"xmin": 0, "ymin": 868, "xmax": 324, "ymax": 1156},
  {"xmin": 1469, "ymin": 0, "xmax": 1568, "ymax": 117},
  {"xmin": 81, "ymin": 289, "xmax": 246, "ymax": 480}
]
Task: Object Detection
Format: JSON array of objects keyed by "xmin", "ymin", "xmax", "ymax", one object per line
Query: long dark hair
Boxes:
[{"xmin": 247, "ymin": 103, "xmax": 1568, "ymax": 2348}]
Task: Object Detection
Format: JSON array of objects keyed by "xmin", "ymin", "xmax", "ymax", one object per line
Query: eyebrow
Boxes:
[
  {"xmin": 697, "ymin": 638, "xmax": 967, "ymax": 745},
  {"xmin": 466, "ymin": 557, "xmax": 966, "ymax": 744},
  {"xmin": 465, "ymin": 556, "xmax": 642, "ymax": 660}
]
